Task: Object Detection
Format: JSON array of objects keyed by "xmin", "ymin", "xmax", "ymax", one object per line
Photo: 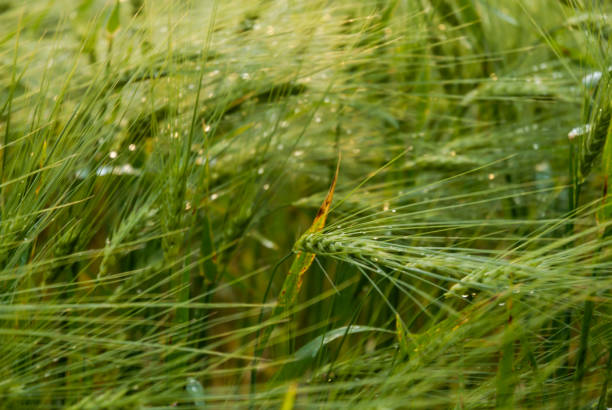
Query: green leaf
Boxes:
[
  {"xmin": 77, "ymin": 0, "xmax": 96, "ymax": 15},
  {"xmin": 255, "ymin": 157, "xmax": 341, "ymax": 385},
  {"xmin": 272, "ymin": 325, "xmax": 387, "ymax": 382},
  {"xmin": 106, "ymin": 0, "xmax": 121, "ymax": 35},
  {"xmin": 598, "ymin": 125, "xmax": 612, "ymax": 237},
  {"xmin": 295, "ymin": 325, "xmax": 384, "ymax": 360},
  {"xmin": 395, "ymin": 313, "xmax": 412, "ymax": 357},
  {"xmin": 276, "ymin": 157, "xmax": 340, "ymax": 313}
]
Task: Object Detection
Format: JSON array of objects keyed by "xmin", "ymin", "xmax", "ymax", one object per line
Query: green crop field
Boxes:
[{"xmin": 0, "ymin": 0, "xmax": 611, "ymax": 408}]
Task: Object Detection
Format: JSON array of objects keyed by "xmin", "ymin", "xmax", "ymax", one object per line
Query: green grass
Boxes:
[{"xmin": 0, "ymin": 0, "xmax": 611, "ymax": 408}]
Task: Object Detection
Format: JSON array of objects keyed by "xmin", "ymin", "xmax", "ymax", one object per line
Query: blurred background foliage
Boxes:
[{"xmin": 0, "ymin": 0, "xmax": 611, "ymax": 408}]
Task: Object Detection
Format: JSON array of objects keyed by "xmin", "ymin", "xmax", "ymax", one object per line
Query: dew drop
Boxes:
[
  {"xmin": 568, "ymin": 124, "xmax": 590, "ymax": 140},
  {"xmin": 583, "ymin": 71, "xmax": 603, "ymax": 88}
]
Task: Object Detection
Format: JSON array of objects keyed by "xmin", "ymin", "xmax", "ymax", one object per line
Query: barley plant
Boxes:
[{"xmin": 0, "ymin": 0, "xmax": 611, "ymax": 408}]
